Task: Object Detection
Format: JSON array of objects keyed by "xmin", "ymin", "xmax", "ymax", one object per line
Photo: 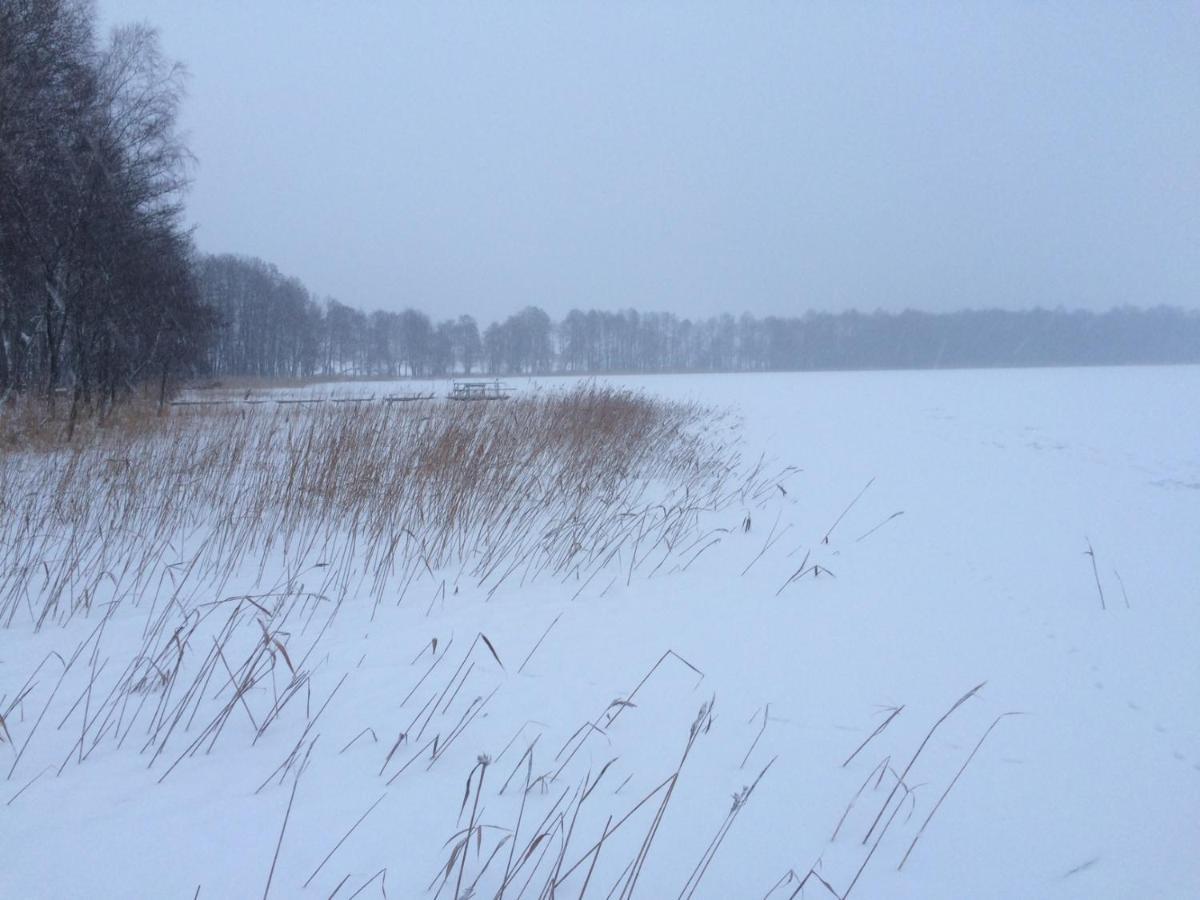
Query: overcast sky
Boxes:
[{"xmin": 98, "ymin": 1, "xmax": 1198, "ymax": 322}]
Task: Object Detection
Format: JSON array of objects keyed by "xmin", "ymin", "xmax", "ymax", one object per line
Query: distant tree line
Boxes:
[
  {"xmin": 198, "ymin": 255, "xmax": 1200, "ymax": 378},
  {"xmin": 197, "ymin": 255, "xmax": 484, "ymax": 378},
  {"xmin": 0, "ymin": 0, "xmax": 213, "ymax": 417},
  {"xmin": 553, "ymin": 306, "xmax": 1200, "ymax": 373}
]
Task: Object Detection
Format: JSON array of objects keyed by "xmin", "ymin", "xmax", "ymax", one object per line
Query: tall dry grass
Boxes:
[
  {"xmin": 0, "ymin": 385, "xmax": 765, "ymax": 632},
  {"xmin": 0, "ymin": 386, "xmax": 784, "ymax": 798}
]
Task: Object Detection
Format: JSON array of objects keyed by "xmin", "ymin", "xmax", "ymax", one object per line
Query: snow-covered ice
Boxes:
[{"xmin": 2, "ymin": 365, "xmax": 1198, "ymax": 899}]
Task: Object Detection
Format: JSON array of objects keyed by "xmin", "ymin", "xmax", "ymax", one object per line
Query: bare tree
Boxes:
[{"xmin": 0, "ymin": 2, "xmax": 210, "ymax": 414}]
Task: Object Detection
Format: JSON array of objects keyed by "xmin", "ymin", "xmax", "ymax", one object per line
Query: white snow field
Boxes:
[{"xmin": 2, "ymin": 366, "xmax": 1198, "ymax": 899}]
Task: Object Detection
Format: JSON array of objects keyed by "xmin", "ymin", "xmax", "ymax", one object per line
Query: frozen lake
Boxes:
[{"xmin": 4, "ymin": 365, "xmax": 1198, "ymax": 899}]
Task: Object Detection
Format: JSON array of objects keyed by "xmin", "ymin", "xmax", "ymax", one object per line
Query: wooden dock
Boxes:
[{"xmin": 448, "ymin": 380, "xmax": 514, "ymax": 401}]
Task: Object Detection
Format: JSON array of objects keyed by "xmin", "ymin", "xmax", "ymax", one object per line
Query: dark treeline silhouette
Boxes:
[
  {"xmin": 553, "ymin": 306, "xmax": 1200, "ymax": 373},
  {"xmin": 197, "ymin": 254, "xmax": 1200, "ymax": 379},
  {"xmin": 198, "ymin": 254, "xmax": 483, "ymax": 378},
  {"xmin": 0, "ymin": 0, "xmax": 214, "ymax": 416}
]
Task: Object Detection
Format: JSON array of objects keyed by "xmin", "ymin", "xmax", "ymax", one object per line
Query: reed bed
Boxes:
[
  {"xmin": 0, "ymin": 385, "xmax": 769, "ymax": 632},
  {"xmin": 0, "ymin": 386, "xmax": 783, "ymax": 798}
]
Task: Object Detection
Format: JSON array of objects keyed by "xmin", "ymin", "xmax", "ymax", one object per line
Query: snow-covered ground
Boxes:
[{"xmin": 3, "ymin": 366, "xmax": 1198, "ymax": 899}]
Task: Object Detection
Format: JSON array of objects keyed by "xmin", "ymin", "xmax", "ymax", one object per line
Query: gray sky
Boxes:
[{"xmin": 98, "ymin": 1, "xmax": 1198, "ymax": 321}]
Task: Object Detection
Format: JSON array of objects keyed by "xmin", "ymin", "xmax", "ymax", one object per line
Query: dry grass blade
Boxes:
[
  {"xmin": 518, "ymin": 613, "xmax": 563, "ymax": 675},
  {"xmin": 861, "ymin": 682, "xmax": 985, "ymax": 848},
  {"xmin": 1084, "ymin": 538, "xmax": 1106, "ymax": 611},
  {"xmin": 822, "ymin": 477, "xmax": 875, "ymax": 544},
  {"xmin": 841, "ymin": 705, "xmax": 904, "ymax": 768},
  {"xmin": 477, "ymin": 633, "xmax": 504, "ymax": 671},
  {"xmin": 898, "ymin": 711, "xmax": 1022, "ymax": 870},
  {"xmin": 304, "ymin": 792, "xmax": 388, "ymax": 888},
  {"xmin": 263, "ymin": 772, "xmax": 301, "ymax": 900}
]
